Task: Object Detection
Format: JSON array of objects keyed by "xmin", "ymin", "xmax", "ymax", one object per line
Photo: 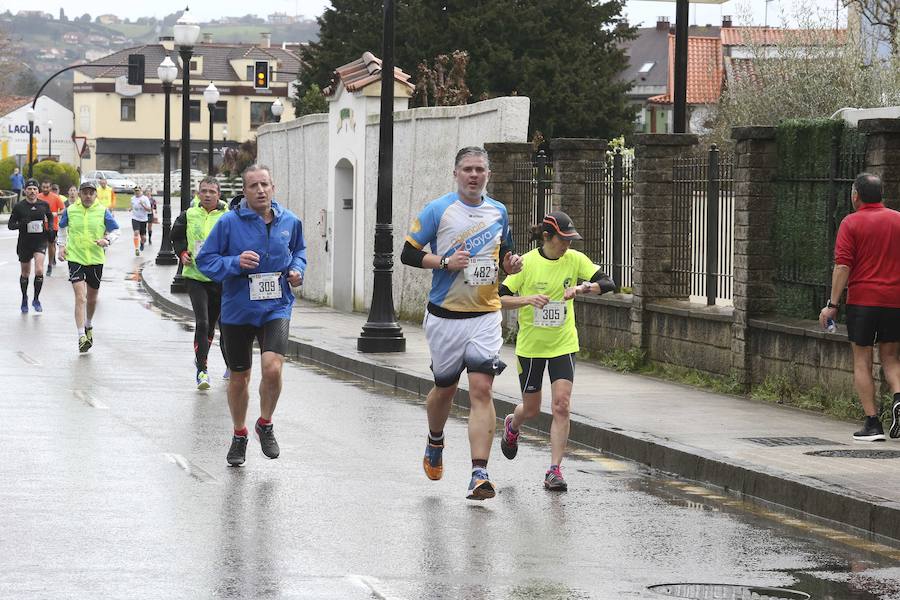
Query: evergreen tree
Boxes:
[{"xmin": 297, "ymin": 0, "xmax": 635, "ymax": 139}]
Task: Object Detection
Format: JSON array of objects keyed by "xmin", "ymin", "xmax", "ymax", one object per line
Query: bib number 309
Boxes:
[
  {"xmin": 533, "ymin": 301, "xmax": 566, "ymax": 327},
  {"xmin": 249, "ymin": 272, "xmax": 282, "ymax": 301},
  {"xmin": 464, "ymin": 256, "xmax": 498, "ymax": 286}
]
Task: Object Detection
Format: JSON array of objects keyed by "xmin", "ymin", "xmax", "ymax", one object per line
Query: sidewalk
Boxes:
[{"xmin": 142, "ymin": 262, "xmax": 900, "ymax": 541}]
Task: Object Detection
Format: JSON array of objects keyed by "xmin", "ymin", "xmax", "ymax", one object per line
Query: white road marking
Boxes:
[
  {"xmin": 347, "ymin": 575, "xmax": 407, "ymax": 600},
  {"xmin": 162, "ymin": 453, "xmax": 217, "ymax": 483},
  {"xmin": 16, "ymin": 351, "xmax": 40, "ymax": 366},
  {"xmin": 74, "ymin": 390, "xmax": 108, "ymax": 409}
]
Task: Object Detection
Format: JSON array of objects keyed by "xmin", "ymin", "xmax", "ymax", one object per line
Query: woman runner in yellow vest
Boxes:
[
  {"xmin": 171, "ymin": 176, "xmax": 229, "ymax": 389},
  {"xmin": 498, "ymin": 211, "xmax": 616, "ymax": 491}
]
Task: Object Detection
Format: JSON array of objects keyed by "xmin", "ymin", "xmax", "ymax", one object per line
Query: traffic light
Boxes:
[
  {"xmin": 254, "ymin": 61, "xmax": 269, "ymax": 89},
  {"xmin": 127, "ymin": 54, "xmax": 145, "ymax": 86}
]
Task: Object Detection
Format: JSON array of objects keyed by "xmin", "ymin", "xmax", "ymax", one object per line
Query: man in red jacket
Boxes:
[{"xmin": 820, "ymin": 173, "xmax": 900, "ymax": 442}]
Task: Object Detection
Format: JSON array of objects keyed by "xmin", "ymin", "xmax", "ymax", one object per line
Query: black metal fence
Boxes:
[
  {"xmin": 773, "ymin": 127, "xmax": 866, "ymax": 317},
  {"xmin": 671, "ymin": 145, "xmax": 735, "ymax": 304},
  {"xmin": 584, "ymin": 150, "xmax": 633, "ymax": 289},
  {"xmin": 511, "ymin": 149, "xmax": 553, "ymax": 253}
]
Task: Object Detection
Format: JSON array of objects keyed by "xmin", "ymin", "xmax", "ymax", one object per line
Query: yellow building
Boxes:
[{"xmin": 73, "ymin": 34, "xmax": 300, "ymax": 173}]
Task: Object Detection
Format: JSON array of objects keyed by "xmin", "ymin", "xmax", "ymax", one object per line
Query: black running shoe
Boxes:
[
  {"xmin": 255, "ymin": 422, "xmax": 280, "ymax": 459},
  {"xmin": 890, "ymin": 401, "xmax": 900, "ymax": 439},
  {"xmin": 853, "ymin": 416, "xmax": 886, "ymax": 442},
  {"xmin": 500, "ymin": 414, "xmax": 519, "ymax": 460},
  {"xmin": 227, "ymin": 435, "xmax": 248, "ymax": 466}
]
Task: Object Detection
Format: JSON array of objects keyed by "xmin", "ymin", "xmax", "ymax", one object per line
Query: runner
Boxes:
[
  {"xmin": 95, "ymin": 177, "xmax": 116, "ymax": 211},
  {"xmin": 400, "ymin": 146, "xmax": 522, "ymax": 500},
  {"xmin": 146, "ymin": 186, "xmax": 157, "ymax": 244},
  {"xmin": 64, "ymin": 185, "xmax": 78, "ymax": 208},
  {"xmin": 195, "ymin": 164, "xmax": 306, "ymax": 466},
  {"xmin": 498, "ymin": 211, "xmax": 616, "ymax": 491},
  {"xmin": 171, "ymin": 176, "xmax": 229, "ymax": 390},
  {"xmin": 8, "ymin": 179, "xmax": 52, "ymax": 313},
  {"xmin": 129, "ymin": 186, "xmax": 152, "ymax": 256},
  {"xmin": 38, "ymin": 181, "xmax": 65, "ymax": 275},
  {"xmin": 57, "ymin": 181, "xmax": 120, "ymax": 352}
]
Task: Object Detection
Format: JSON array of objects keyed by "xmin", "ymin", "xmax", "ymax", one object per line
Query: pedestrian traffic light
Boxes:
[
  {"xmin": 127, "ymin": 54, "xmax": 145, "ymax": 86},
  {"xmin": 254, "ymin": 61, "xmax": 269, "ymax": 89}
]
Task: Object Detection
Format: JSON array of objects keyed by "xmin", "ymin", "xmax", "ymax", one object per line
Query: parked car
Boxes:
[{"xmin": 81, "ymin": 170, "xmax": 137, "ymax": 194}]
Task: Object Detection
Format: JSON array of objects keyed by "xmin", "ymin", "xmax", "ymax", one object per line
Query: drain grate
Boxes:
[
  {"xmin": 805, "ymin": 449, "xmax": 900, "ymax": 459},
  {"xmin": 648, "ymin": 583, "xmax": 810, "ymax": 599},
  {"xmin": 741, "ymin": 436, "xmax": 843, "ymax": 447}
]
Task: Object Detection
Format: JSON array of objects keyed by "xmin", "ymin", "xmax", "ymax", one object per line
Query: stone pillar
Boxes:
[
  {"xmin": 859, "ymin": 119, "xmax": 900, "ymax": 211},
  {"xmin": 730, "ymin": 126, "xmax": 778, "ymax": 387},
  {"xmin": 484, "ymin": 142, "xmax": 532, "ymax": 204},
  {"xmin": 630, "ymin": 133, "xmax": 698, "ymax": 350},
  {"xmin": 549, "ymin": 138, "xmax": 606, "ymax": 241}
]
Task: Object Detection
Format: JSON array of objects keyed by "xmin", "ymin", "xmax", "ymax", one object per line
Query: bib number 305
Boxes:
[
  {"xmin": 533, "ymin": 301, "xmax": 566, "ymax": 327},
  {"xmin": 249, "ymin": 272, "xmax": 282, "ymax": 301},
  {"xmin": 464, "ymin": 256, "xmax": 498, "ymax": 286}
]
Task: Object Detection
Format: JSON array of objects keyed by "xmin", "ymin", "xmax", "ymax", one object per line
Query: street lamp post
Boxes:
[
  {"xmin": 47, "ymin": 119, "xmax": 52, "ymax": 159},
  {"xmin": 171, "ymin": 8, "xmax": 201, "ymax": 294},
  {"xmin": 156, "ymin": 55, "xmax": 179, "ymax": 266},
  {"xmin": 203, "ymin": 82, "xmax": 219, "ymax": 174},
  {"xmin": 26, "ymin": 108, "xmax": 35, "ymax": 177},
  {"xmin": 271, "ymin": 98, "xmax": 283, "ymax": 123},
  {"xmin": 358, "ymin": 0, "xmax": 405, "ymax": 353}
]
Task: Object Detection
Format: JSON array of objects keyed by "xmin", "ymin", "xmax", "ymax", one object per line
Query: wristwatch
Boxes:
[
  {"xmin": 439, "ymin": 256, "xmax": 450, "ymax": 270},
  {"xmin": 826, "ymin": 300, "xmax": 839, "ymax": 309}
]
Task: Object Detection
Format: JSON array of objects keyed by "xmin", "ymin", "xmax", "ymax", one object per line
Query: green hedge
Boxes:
[
  {"xmin": 0, "ymin": 157, "xmax": 16, "ymax": 190},
  {"xmin": 30, "ymin": 160, "xmax": 81, "ymax": 191},
  {"xmin": 774, "ymin": 119, "xmax": 847, "ymax": 319}
]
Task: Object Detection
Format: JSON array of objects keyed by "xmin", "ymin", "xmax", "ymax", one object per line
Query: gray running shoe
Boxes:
[
  {"xmin": 544, "ymin": 466, "xmax": 568, "ymax": 492},
  {"xmin": 227, "ymin": 435, "xmax": 248, "ymax": 466},
  {"xmin": 255, "ymin": 422, "xmax": 280, "ymax": 459}
]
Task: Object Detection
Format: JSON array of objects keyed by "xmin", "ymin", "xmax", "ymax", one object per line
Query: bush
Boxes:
[
  {"xmin": 30, "ymin": 160, "xmax": 80, "ymax": 191},
  {"xmin": 0, "ymin": 157, "xmax": 16, "ymax": 190}
]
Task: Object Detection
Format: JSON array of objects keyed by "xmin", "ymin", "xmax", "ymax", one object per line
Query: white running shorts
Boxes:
[{"xmin": 423, "ymin": 310, "xmax": 506, "ymax": 387}]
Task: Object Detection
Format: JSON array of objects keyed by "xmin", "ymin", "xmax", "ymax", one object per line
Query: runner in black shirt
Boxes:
[{"xmin": 8, "ymin": 179, "xmax": 52, "ymax": 313}]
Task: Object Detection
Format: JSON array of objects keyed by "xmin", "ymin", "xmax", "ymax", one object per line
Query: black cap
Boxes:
[
  {"xmin": 542, "ymin": 211, "xmax": 582, "ymax": 240},
  {"xmin": 24, "ymin": 179, "xmax": 39, "ymax": 189},
  {"xmin": 79, "ymin": 181, "xmax": 97, "ymax": 191}
]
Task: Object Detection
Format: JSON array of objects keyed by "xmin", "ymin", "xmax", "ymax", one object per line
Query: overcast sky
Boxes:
[{"xmin": 6, "ymin": 0, "xmax": 847, "ymax": 29}]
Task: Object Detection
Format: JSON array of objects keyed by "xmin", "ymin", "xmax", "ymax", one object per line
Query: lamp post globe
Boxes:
[
  {"xmin": 155, "ymin": 55, "xmax": 179, "ymax": 266},
  {"xmin": 204, "ymin": 82, "xmax": 219, "ymax": 174},
  {"xmin": 46, "ymin": 119, "xmax": 52, "ymax": 159},
  {"xmin": 271, "ymin": 98, "xmax": 284, "ymax": 122},
  {"xmin": 26, "ymin": 107, "xmax": 35, "ymax": 177},
  {"xmin": 172, "ymin": 7, "xmax": 201, "ymax": 293}
]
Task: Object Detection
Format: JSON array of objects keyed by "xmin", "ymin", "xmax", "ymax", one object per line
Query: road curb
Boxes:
[{"xmin": 140, "ymin": 271, "xmax": 900, "ymax": 543}]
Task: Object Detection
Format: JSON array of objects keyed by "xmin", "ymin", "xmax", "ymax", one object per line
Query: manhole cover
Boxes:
[
  {"xmin": 805, "ymin": 449, "xmax": 900, "ymax": 459},
  {"xmin": 741, "ymin": 436, "xmax": 843, "ymax": 447},
  {"xmin": 648, "ymin": 583, "xmax": 809, "ymax": 599}
]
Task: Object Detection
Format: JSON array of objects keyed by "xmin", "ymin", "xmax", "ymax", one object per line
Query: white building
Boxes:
[{"xmin": 0, "ymin": 96, "xmax": 76, "ymax": 168}]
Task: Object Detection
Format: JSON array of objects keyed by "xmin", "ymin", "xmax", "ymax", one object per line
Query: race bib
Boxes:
[
  {"xmin": 26, "ymin": 220, "xmax": 43, "ymax": 234},
  {"xmin": 249, "ymin": 272, "xmax": 282, "ymax": 301},
  {"xmin": 463, "ymin": 256, "xmax": 497, "ymax": 286},
  {"xmin": 533, "ymin": 301, "xmax": 566, "ymax": 327}
]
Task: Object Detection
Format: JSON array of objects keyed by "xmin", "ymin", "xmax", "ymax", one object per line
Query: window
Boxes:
[
  {"xmin": 212, "ymin": 101, "xmax": 227, "ymax": 123},
  {"xmin": 246, "ymin": 65, "xmax": 254, "ymax": 81},
  {"xmin": 250, "ymin": 101, "xmax": 276, "ymax": 128},
  {"xmin": 120, "ymin": 98, "xmax": 136, "ymax": 121},
  {"xmin": 119, "ymin": 154, "xmax": 135, "ymax": 170},
  {"xmin": 639, "ymin": 62, "xmax": 655, "ymax": 74},
  {"xmin": 189, "ymin": 100, "xmax": 201, "ymax": 122},
  {"xmin": 190, "ymin": 60, "xmax": 198, "ymax": 71}
]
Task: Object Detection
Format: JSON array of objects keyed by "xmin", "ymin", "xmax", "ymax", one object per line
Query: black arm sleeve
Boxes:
[
  {"xmin": 7, "ymin": 205, "xmax": 18, "ymax": 230},
  {"xmin": 170, "ymin": 212, "xmax": 188, "ymax": 256},
  {"xmin": 499, "ymin": 238, "xmax": 514, "ymax": 263},
  {"xmin": 590, "ymin": 269, "xmax": 618, "ymax": 294},
  {"xmin": 400, "ymin": 241, "xmax": 428, "ymax": 268},
  {"xmin": 499, "ymin": 284, "xmax": 514, "ymax": 297}
]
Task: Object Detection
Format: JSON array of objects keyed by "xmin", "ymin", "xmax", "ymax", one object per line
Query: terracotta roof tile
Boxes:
[
  {"xmin": 721, "ymin": 26, "xmax": 846, "ymax": 46},
  {"xmin": 649, "ymin": 35, "xmax": 722, "ymax": 105},
  {"xmin": 323, "ymin": 51, "xmax": 414, "ymax": 96}
]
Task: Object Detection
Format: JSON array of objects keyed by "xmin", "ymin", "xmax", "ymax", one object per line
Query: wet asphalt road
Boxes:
[{"xmin": 2, "ymin": 215, "xmax": 900, "ymax": 599}]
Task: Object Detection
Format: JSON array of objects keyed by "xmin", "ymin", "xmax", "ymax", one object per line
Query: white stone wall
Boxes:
[{"xmin": 257, "ymin": 96, "xmax": 530, "ymax": 318}]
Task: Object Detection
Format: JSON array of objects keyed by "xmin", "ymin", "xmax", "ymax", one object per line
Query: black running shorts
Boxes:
[
  {"xmin": 220, "ymin": 318, "xmax": 291, "ymax": 372},
  {"xmin": 17, "ymin": 240, "xmax": 47, "ymax": 263},
  {"xmin": 517, "ymin": 353, "xmax": 576, "ymax": 393},
  {"xmin": 68, "ymin": 262, "xmax": 104, "ymax": 290},
  {"xmin": 845, "ymin": 304, "xmax": 900, "ymax": 347},
  {"xmin": 131, "ymin": 219, "xmax": 147, "ymax": 235}
]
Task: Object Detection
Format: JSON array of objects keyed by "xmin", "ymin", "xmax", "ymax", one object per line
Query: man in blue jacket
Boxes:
[{"xmin": 196, "ymin": 164, "xmax": 306, "ymax": 467}]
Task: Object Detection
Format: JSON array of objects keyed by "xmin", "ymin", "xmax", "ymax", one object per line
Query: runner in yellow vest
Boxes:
[
  {"xmin": 57, "ymin": 181, "xmax": 121, "ymax": 353},
  {"xmin": 95, "ymin": 177, "xmax": 117, "ymax": 210},
  {"xmin": 171, "ymin": 176, "xmax": 229, "ymax": 390}
]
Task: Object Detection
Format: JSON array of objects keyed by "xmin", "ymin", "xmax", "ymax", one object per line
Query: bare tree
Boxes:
[
  {"xmin": 413, "ymin": 51, "xmax": 471, "ymax": 108},
  {"xmin": 844, "ymin": 0, "xmax": 900, "ymax": 56}
]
